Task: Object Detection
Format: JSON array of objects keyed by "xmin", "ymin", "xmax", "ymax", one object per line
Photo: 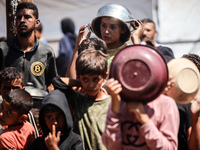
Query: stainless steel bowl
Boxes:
[{"xmin": 91, "ymin": 3, "xmax": 137, "ymax": 42}]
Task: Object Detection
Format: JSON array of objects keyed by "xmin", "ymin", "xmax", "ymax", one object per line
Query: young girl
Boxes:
[{"xmin": 91, "ymin": 3, "xmax": 143, "ymax": 67}]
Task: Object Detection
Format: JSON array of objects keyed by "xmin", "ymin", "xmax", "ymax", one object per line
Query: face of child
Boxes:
[
  {"xmin": 78, "ymin": 74, "xmax": 106, "ymax": 98},
  {"xmin": 44, "ymin": 109, "xmax": 66, "ymax": 133},
  {"xmin": 100, "ymin": 17, "xmax": 125, "ymax": 49},
  {"xmin": 0, "ymin": 79, "xmax": 24, "ymax": 99},
  {"xmin": 0, "ymin": 100, "xmax": 21, "ymax": 126}
]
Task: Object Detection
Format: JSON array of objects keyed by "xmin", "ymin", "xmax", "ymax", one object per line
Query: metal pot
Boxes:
[
  {"xmin": 91, "ymin": 3, "xmax": 138, "ymax": 43},
  {"xmin": 109, "ymin": 45, "xmax": 168, "ymax": 103},
  {"xmin": 25, "ymin": 82, "xmax": 48, "ymax": 108}
]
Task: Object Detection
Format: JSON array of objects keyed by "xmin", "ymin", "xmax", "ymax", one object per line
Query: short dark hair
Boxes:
[
  {"xmin": 0, "ymin": 67, "xmax": 24, "ymax": 86},
  {"xmin": 78, "ymin": 38, "xmax": 107, "ymax": 55},
  {"xmin": 76, "ymin": 49, "xmax": 108, "ymax": 77},
  {"xmin": 141, "ymin": 18, "xmax": 156, "ymax": 30},
  {"xmin": 182, "ymin": 53, "xmax": 200, "ymax": 72},
  {"xmin": 43, "ymin": 104, "xmax": 60, "ymax": 113},
  {"xmin": 4, "ymin": 89, "xmax": 33, "ymax": 115},
  {"xmin": 35, "ymin": 23, "xmax": 43, "ymax": 32},
  {"xmin": 17, "ymin": 2, "xmax": 39, "ymax": 19}
]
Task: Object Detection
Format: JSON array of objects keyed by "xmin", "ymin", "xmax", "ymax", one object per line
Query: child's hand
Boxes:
[
  {"xmin": 106, "ymin": 78, "xmax": 122, "ymax": 114},
  {"xmin": 47, "ymin": 83, "xmax": 55, "ymax": 93},
  {"xmin": 163, "ymin": 75, "xmax": 174, "ymax": 95},
  {"xmin": 76, "ymin": 24, "xmax": 91, "ymax": 46},
  {"xmin": 45, "ymin": 125, "xmax": 61, "ymax": 150},
  {"xmin": 127, "ymin": 101, "xmax": 149, "ymax": 125},
  {"xmin": 131, "ymin": 20, "xmax": 144, "ymax": 44}
]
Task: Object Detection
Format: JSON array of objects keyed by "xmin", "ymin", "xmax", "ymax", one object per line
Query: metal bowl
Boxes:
[
  {"xmin": 109, "ymin": 44, "xmax": 168, "ymax": 103},
  {"xmin": 91, "ymin": 3, "xmax": 137, "ymax": 42},
  {"xmin": 25, "ymin": 82, "xmax": 48, "ymax": 108},
  {"xmin": 166, "ymin": 58, "xmax": 200, "ymax": 104}
]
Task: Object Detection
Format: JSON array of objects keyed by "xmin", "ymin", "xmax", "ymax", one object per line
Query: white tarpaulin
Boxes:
[
  {"xmin": 152, "ymin": 0, "xmax": 200, "ymax": 58},
  {"xmin": 0, "ymin": 0, "xmax": 152, "ymax": 56},
  {"xmin": 1, "ymin": 0, "xmax": 200, "ymax": 58}
]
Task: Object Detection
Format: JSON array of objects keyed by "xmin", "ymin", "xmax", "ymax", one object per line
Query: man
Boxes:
[
  {"xmin": 0, "ymin": 2, "xmax": 57, "ymax": 91},
  {"xmin": 140, "ymin": 18, "xmax": 175, "ymax": 62}
]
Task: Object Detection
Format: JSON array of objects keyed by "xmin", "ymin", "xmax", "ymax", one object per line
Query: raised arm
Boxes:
[
  {"xmin": 188, "ymin": 98, "xmax": 200, "ymax": 150},
  {"xmin": 131, "ymin": 20, "xmax": 144, "ymax": 44},
  {"xmin": 102, "ymin": 78, "xmax": 123, "ymax": 149},
  {"xmin": 65, "ymin": 24, "xmax": 91, "ymax": 78}
]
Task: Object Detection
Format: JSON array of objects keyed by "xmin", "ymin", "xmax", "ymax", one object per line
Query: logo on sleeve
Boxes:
[{"xmin": 31, "ymin": 61, "xmax": 45, "ymax": 76}]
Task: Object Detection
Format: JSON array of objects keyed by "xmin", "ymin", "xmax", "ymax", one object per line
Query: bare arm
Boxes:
[
  {"xmin": 65, "ymin": 24, "xmax": 91, "ymax": 78},
  {"xmin": 105, "ymin": 78, "xmax": 122, "ymax": 114},
  {"xmin": 188, "ymin": 99, "xmax": 200, "ymax": 150},
  {"xmin": 131, "ymin": 20, "xmax": 144, "ymax": 44}
]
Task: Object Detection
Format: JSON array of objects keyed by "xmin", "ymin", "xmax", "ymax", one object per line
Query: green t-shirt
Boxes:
[
  {"xmin": 67, "ymin": 89, "xmax": 111, "ymax": 150},
  {"xmin": 107, "ymin": 43, "xmax": 129, "ymax": 70}
]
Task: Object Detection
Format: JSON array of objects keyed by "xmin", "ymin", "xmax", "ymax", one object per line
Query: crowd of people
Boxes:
[{"xmin": 0, "ymin": 1, "xmax": 200, "ymax": 150}]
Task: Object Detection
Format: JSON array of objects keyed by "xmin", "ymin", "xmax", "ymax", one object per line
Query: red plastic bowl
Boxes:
[{"xmin": 109, "ymin": 44, "xmax": 168, "ymax": 103}]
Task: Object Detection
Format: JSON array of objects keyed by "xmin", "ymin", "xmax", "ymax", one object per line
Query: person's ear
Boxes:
[
  {"xmin": 154, "ymin": 30, "xmax": 157, "ymax": 38},
  {"xmin": 18, "ymin": 114, "xmax": 28, "ymax": 123},
  {"xmin": 104, "ymin": 72, "xmax": 108, "ymax": 80},
  {"xmin": 35, "ymin": 19, "xmax": 40, "ymax": 28}
]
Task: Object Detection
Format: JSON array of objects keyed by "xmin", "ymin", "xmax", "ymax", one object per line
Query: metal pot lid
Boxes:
[
  {"xmin": 25, "ymin": 82, "xmax": 48, "ymax": 99},
  {"xmin": 109, "ymin": 44, "xmax": 168, "ymax": 103}
]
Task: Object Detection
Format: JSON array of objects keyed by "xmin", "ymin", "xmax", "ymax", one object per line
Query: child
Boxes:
[
  {"xmin": 29, "ymin": 89, "xmax": 83, "ymax": 150},
  {"xmin": 78, "ymin": 38, "xmax": 107, "ymax": 55},
  {"xmin": 170, "ymin": 53, "xmax": 200, "ymax": 150},
  {"xmin": 0, "ymin": 89, "xmax": 36, "ymax": 149},
  {"xmin": 90, "ymin": 3, "xmax": 143, "ymax": 67},
  {"xmin": 0, "ymin": 67, "xmax": 39, "ymax": 137},
  {"xmin": 102, "ymin": 78, "xmax": 180, "ymax": 150},
  {"xmin": 65, "ymin": 24, "xmax": 107, "ymax": 79},
  {"xmin": 52, "ymin": 49, "xmax": 111, "ymax": 150}
]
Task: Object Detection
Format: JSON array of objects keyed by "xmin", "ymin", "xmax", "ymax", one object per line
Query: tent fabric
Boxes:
[
  {"xmin": 152, "ymin": 0, "xmax": 200, "ymax": 58},
  {"xmin": 1, "ymin": 0, "xmax": 200, "ymax": 57}
]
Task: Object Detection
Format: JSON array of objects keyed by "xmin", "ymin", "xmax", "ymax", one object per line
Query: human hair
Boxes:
[
  {"xmin": 17, "ymin": 2, "xmax": 39, "ymax": 19},
  {"xmin": 61, "ymin": 18, "xmax": 75, "ymax": 34},
  {"xmin": 76, "ymin": 49, "xmax": 108, "ymax": 77},
  {"xmin": 182, "ymin": 53, "xmax": 200, "ymax": 72},
  {"xmin": 43, "ymin": 104, "xmax": 60, "ymax": 113},
  {"xmin": 78, "ymin": 38, "xmax": 107, "ymax": 55},
  {"xmin": 0, "ymin": 37, "xmax": 6, "ymax": 42},
  {"xmin": 4, "ymin": 89, "xmax": 33, "ymax": 115},
  {"xmin": 35, "ymin": 23, "xmax": 43, "ymax": 33},
  {"xmin": 141, "ymin": 18, "xmax": 156, "ymax": 30},
  {"xmin": 0, "ymin": 67, "xmax": 24, "ymax": 86}
]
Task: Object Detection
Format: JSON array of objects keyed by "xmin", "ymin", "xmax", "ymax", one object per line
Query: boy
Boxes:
[
  {"xmin": 0, "ymin": 89, "xmax": 36, "ymax": 149},
  {"xmin": 0, "ymin": 67, "xmax": 39, "ymax": 137},
  {"xmin": 102, "ymin": 78, "xmax": 179, "ymax": 150},
  {"xmin": 29, "ymin": 89, "xmax": 83, "ymax": 150},
  {"xmin": 52, "ymin": 49, "xmax": 111, "ymax": 150}
]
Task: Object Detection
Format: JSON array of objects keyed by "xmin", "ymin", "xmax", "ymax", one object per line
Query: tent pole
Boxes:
[{"xmin": 6, "ymin": 0, "xmax": 33, "ymax": 39}]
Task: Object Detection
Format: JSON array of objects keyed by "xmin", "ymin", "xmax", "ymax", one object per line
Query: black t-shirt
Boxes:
[{"xmin": 176, "ymin": 102, "xmax": 192, "ymax": 150}]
